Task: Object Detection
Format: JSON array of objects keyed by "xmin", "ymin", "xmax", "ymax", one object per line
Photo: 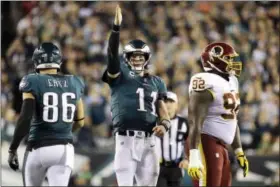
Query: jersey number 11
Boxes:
[{"xmin": 136, "ymin": 88, "xmax": 157, "ymax": 116}]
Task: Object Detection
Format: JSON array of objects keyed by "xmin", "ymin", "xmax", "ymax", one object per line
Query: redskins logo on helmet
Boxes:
[{"xmin": 201, "ymin": 42, "xmax": 242, "ymax": 76}]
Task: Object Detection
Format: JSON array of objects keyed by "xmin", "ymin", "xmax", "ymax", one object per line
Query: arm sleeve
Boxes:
[
  {"xmin": 9, "ymin": 99, "xmax": 35, "ymax": 150},
  {"xmin": 107, "ymin": 24, "xmax": 121, "ymax": 75},
  {"xmin": 158, "ymin": 78, "xmax": 167, "ymax": 101},
  {"xmin": 75, "ymin": 76, "xmax": 85, "ymax": 99}
]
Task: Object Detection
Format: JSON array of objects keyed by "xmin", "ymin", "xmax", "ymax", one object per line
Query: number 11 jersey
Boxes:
[
  {"xmin": 102, "ymin": 62, "xmax": 167, "ymax": 133},
  {"xmin": 19, "ymin": 73, "xmax": 85, "ymax": 143},
  {"xmin": 189, "ymin": 72, "xmax": 240, "ymax": 144}
]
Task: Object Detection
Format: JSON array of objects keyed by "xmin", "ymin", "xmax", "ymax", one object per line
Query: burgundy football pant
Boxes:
[{"xmin": 193, "ymin": 133, "xmax": 232, "ymax": 187}]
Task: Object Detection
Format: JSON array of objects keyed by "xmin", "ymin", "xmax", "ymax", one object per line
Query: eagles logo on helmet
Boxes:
[
  {"xmin": 201, "ymin": 42, "xmax": 242, "ymax": 76},
  {"xmin": 32, "ymin": 42, "xmax": 62, "ymax": 72},
  {"xmin": 123, "ymin": 39, "xmax": 151, "ymax": 73}
]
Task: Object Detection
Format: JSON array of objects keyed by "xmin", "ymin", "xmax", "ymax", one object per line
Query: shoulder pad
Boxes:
[
  {"xmin": 189, "ymin": 73, "xmax": 214, "ymax": 92},
  {"xmin": 19, "ymin": 74, "xmax": 37, "ymax": 93}
]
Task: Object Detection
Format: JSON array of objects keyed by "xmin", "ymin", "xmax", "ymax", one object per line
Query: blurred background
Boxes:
[{"xmin": 1, "ymin": 1, "xmax": 279, "ymax": 186}]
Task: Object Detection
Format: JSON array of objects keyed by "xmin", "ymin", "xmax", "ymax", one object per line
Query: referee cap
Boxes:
[{"xmin": 166, "ymin": 91, "xmax": 178, "ymax": 103}]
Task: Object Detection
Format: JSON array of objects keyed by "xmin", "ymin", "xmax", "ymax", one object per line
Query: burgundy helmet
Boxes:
[{"xmin": 201, "ymin": 42, "xmax": 242, "ymax": 76}]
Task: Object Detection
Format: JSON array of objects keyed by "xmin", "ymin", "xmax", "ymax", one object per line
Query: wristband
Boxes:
[
  {"xmin": 113, "ymin": 24, "xmax": 120, "ymax": 32},
  {"xmin": 189, "ymin": 149, "xmax": 200, "ymax": 162},
  {"xmin": 235, "ymin": 148, "xmax": 243, "ymax": 155},
  {"xmin": 74, "ymin": 117, "xmax": 84, "ymax": 122},
  {"xmin": 160, "ymin": 119, "xmax": 171, "ymax": 131}
]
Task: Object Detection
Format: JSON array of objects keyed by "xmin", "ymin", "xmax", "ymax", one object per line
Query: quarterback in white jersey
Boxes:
[{"xmin": 187, "ymin": 42, "xmax": 249, "ymax": 187}]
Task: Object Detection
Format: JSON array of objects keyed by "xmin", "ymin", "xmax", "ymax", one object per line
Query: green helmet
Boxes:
[{"xmin": 32, "ymin": 42, "xmax": 62, "ymax": 71}]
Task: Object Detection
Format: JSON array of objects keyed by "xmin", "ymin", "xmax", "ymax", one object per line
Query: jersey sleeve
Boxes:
[
  {"xmin": 19, "ymin": 75, "xmax": 37, "ymax": 95},
  {"xmin": 102, "ymin": 62, "xmax": 126, "ymax": 86},
  {"xmin": 157, "ymin": 77, "xmax": 167, "ymax": 100},
  {"xmin": 75, "ymin": 76, "xmax": 85, "ymax": 99},
  {"xmin": 189, "ymin": 73, "xmax": 215, "ymax": 98}
]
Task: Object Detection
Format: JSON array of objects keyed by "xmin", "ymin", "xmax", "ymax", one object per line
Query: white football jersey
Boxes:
[{"xmin": 189, "ymin": 72, "xmax": 240, "ymax": 144}]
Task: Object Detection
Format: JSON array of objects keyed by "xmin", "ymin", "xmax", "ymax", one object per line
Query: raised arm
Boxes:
[{"xmin": 107, "ymin": 5, "xmax": 122, "ymax": 79}]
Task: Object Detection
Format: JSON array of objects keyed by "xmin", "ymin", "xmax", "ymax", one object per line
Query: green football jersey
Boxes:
[
  {"xmin": 103, "ymin": 63, "xmax": 167, "ymax": 133},
  {"xmin": 19, "ymin": 73, "xmax": 85, "ymax": 142}
]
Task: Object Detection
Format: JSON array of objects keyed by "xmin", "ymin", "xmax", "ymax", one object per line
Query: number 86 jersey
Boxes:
[
  {"xmin": 19, "ymin": 73, "xmax": 85, "ymax": 143},
  {"xmin": 189, "ymin": 72, "xmax": 240, "ymax": 144}
]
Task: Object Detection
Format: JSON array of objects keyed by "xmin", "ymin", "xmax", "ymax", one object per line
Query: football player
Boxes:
[
  {"xmin": 187, "ymin": 42, "xmax": 249, "ymax": 186},
  {"xmin": 102, "ymin": 5, "xmax": 170, "ymax": 186},
  {"xmin": 8, "ymin": 42, "xmax": 85, "ymax": 186}
]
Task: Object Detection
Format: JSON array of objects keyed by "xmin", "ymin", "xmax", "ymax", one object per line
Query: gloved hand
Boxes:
[
  {"xmin": 235, "ymin": 148, "xmax": 249, "ymax": 177},
  {"xmin": 114, "ymin": 5, "xmax": 122, "ymax": 26},
  {"xmin": 8, "ymin": 149, "xmax": 19, "ymax": 171},
  {"xmin": 187, "ymin": 149, "xmax": 204, "ymax": 180}
]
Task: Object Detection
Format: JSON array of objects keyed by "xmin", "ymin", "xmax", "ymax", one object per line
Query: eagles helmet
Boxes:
[
  {"xmin": 201, "ymin": 42, "xmax": 242, "ymax": 76},
  {"xmin": 123, "ymin": 39, "xmax": 151, "ymax": 73},
  {"xmin": 32, "ymin": 42, "xmax": 62, "ymax": 71}
]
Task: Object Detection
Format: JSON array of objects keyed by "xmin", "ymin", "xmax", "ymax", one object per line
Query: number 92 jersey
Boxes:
[
  {"xmin": 189, "ymin": 72, "xmax": 240, "ymax": 144},
  {"xmin": 19, "ymin": 73, "xmax": 85, "ymax": 142}
]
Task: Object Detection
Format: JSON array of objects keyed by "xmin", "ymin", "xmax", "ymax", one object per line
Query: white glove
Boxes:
[{"xmin": 187, "ymin": 149, "xmax": 205, "ymax": 180}]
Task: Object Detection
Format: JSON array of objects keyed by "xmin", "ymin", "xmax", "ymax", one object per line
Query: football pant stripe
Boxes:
[{"xmin": 22, "ymin": 149, "xmax": 29, "ymax": 186}]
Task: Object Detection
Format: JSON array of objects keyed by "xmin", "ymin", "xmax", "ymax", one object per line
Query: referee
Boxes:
[{"xmin": 156, "ymin": 91, "xmax": 189, "ymax": 187}]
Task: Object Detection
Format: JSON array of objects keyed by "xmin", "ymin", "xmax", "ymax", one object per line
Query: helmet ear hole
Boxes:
[
  {"xmin": 126, "ymin": 52, "xmax": 133, "ymax": 61},
  {"xmin": 144, "ymin": 53, "xmax": 150, "ymax": 61}
]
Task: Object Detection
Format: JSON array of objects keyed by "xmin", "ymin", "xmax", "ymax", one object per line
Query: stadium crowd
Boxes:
[{"xmin": 1, "ymin": 2, "xmax": 279, "ymax": 185}]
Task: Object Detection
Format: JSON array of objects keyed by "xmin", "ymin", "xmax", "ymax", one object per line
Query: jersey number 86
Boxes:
[{"xmin": 43, "ymin": 92, "xmax": 76, "ymax": 123}]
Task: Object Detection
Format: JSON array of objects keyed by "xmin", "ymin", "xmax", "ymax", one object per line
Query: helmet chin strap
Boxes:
[{"xmin": 207, "ymin": 60, "xmax": 228, "ymax": 75}]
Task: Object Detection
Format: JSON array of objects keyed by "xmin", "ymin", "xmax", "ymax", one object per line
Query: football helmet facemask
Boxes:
[
  {"xmin": 123, "ymin": 39, "xmax": 151, "ymax": 73},
  {"xmin": 201, "ymin": 42, "xmax": 242, "ymax": 76},
  {"xmin": 32, "ymin": 42, "xmax": 62, "ymax": 71}
]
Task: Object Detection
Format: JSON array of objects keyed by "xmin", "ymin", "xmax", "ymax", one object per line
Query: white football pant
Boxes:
[
  {"xmin": 114, "ymin": 131, "xmax": 160, "ymax": 186},
  {"xmin": 22, "ymin": 144, "xmax": 74, "ymax": 186}
]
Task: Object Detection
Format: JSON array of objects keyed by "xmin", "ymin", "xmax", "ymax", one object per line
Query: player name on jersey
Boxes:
[{"xmin": 47, "ymin": 79, "xmax": 68, "ymax": 88}]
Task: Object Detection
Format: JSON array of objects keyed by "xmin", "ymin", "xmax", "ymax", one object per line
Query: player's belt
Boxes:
[
  {"xmin": 160, "ymin": 160, "xmax": 181, "ymax": 168},
  {"xmin": 27, "ymin": 139, "xmax": 73, "ymax": 151},
  {"xmin": 117, "ymin": 130, "xmax": 152, "ymax": 137}
]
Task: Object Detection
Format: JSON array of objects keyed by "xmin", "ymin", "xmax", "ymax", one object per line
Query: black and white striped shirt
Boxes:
[{"xmin": 156, "ymin": 116, "xmax": 188, "ymax": 162}]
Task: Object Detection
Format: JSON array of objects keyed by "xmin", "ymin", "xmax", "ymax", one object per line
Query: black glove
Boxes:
[{"xmin": 8, "ymin": 149, "xmax": 19, "ymax": 171}]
